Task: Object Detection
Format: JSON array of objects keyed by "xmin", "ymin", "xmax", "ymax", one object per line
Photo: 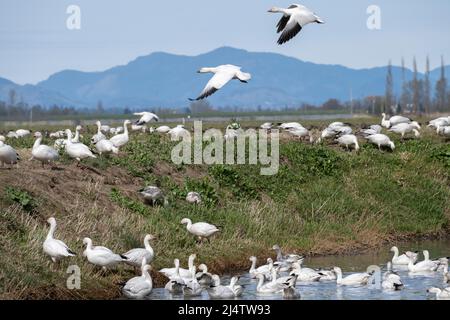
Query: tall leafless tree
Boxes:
[
  {"xmin": 385, "ymin": 60, "xmax": 394, "ymax": 114},
  {"xmin": 435, "ymin": 56, "xmax": 448, "ymax": 112},
  {"xmin": 424, "ymin": 56, "xmax": 431, "ymax": 114}
]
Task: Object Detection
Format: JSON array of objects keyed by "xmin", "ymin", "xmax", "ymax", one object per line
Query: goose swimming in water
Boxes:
[
  {"xmin": 268, "ymin": 4, "xmax": 324, "ymax": 45},
  {"xmin": 160, "ymin": 254, "xmax": 197, "ymax": 279},
  {"xmin": 407, "ymin": 251, "xmax": 439, "ymax": 273},
  {"xmin": 122, "ymin": 258, "xmax": 153, "ymax": 299},
  {"xmin": 382, "ymin": 262, "xmax": 403, "ymax": 290},
  {"xmin": 427, "ymin": 287, "xmax": 450, "ymax": 300},
  {"xmin": 282, "ymin": 275, "xmax": 300, "ymax": 299},
  {"xmin": 82, "ymin": 237, "xmax": 128, "ymax": 269},
  {"xmin": 183, "ymin": 266, "xmax": 203, "ymax": 297},
  {"xmin": 207, "ymin": 275, "xmax": 236, "ymax": 299},
  {"xmin": 134, "ymin": 112, "xmax": 159, "ymax": 126},
  {"xmin": 333, "ymin": 267, "xmax": 372, "ymax": 286},
  {"xmin": 30, "ymin": 132, "xmax": 59, "ymax": 167},
  {"xmin": 164, "ymin": 259, "xmax": 187, "ymax": 294},
  {"xmin": 255, "ymin": 273, "xmax": 284, "ymax": 295},
  {"xmin": 181, "ymin": 218, "xmax": 219, "ymax": 243},
  {"xmin": 196, "ymin": 264, "xmax": 213, "ymax": 286},
  {"xmin": 43, "ymin": 217, "xmax": 76, "ymax": 263},
  {"xmin": 122, "ymin": 234, "xmax": 156, "ymax": 268},
  {"xmin": 290, "ymin": 261, "xmax": 322, "ymax": 282},
  {"xmin": 190, "ymin": 64, "xmax": 251, "ymax": 101},
  {"xmin": 390, "ymin": 246, "xmax": 418, "ymax": 265},
  {"xmin": 249, "ymin": 257, "xmax": 274, "ymax": 279}
]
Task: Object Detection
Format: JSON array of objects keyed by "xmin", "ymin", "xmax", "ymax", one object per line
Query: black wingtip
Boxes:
[
  {"xmin": 68, "ymin": 249, "xmax": 77, "ymax": 256},
  {"xmin": 120, "ymin": 254, "xmax": 129, "ymax": 260},
  {"xmin": 188, "ymin": 98, "xmax": 197, "ymax": 102}
]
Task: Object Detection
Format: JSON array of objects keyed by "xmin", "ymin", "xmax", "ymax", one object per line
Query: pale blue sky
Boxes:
[{"xmin": 1, "ymin": 0, "xmax": 449, "ymax": 84}]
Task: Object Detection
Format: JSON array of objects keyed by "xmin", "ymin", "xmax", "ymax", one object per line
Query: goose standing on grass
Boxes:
[
  {"xmin": 382, "ymin": 262, "xmax": 404, "ymax": 290},
  {"xmin": 122, "ymin": 234, "xmax": 156, "ymax": 268},
  {"xmin": 164, "ymin": 259, "xmax": 186, "ymax": 294},
  {"xmin": 196, "ymin": 264, "xmax": 213, "ymax": 286},
  {"xmin": 30, "ymin": 132, "xmax": 59, "ymax": 167},
  {"xmin": 336, "ymin": 134, "xmax": 360, "ymax": 152},
  {"xmin": 366, "ymin": 134, "xmax": 395, "ymax": 152},
  {"xmin": 260, "ymin": 122, "xmax": 273, "ymax": 130},
  {"xmin": 268, "ymin": 4, "xmax": 324, "ymax": 45},
  {"xmin": 140, "ymin": 186, "xmax": 167, "ymax": 206},
  {"xmin": 122, "ymin": 258, "xmax": 153, "ymax": 299},
  {"xmin": 181, "ymin": 218, "xmax": 219, "ymax": 243},
  {"xmin": 134, "ymin": 112, "xmax": 159, "ymax": 125},
  {"xmin": 100, "ymin": 124, "xmax": 110, "ymax": 134},
  {"xmin": 110, "ymin": 120, "xmax": 131, "ymax": 148},
  {"xmin": 160, "ymin": 254, "xmax": 197, "ymax": 279},
  {"xmin": 43, "ymin": 217, "xmax": 76, "ymax": 263},
  {"xmin": 65, "ymin": 129, "xmax": 96, "ymax": 161},
  {"xmin": 7, "ymin": 131, "xmax": 18, "ymax": 139},
  {"xmin": 190, "ymin": 64, "xmax": 251, "ymax": 101},
  {"xmin": 428, "ymin": 116, "xmax": 450, "ymax": 129},
  {"xmin": 390, "ymin": 246, "xmax": 418, "ymax": 265},
  {"xmin": 0, "ymin": 140, "xmax": 20, "ymax": 167},
  {"xmin": 333, "ymin": 267, "xmax": 372, "ymax": 286},
  {"xmin": 437, "ymin": 125, "xmax": 450, "ymax": 137},
  {"xmin": 82, "ymin": 237, "xmax": 128, "ymax": 270},
  {"xmin": 16, "ymin": 129, "xmax": 31, "ymax": 137},
  {"xmin": 287, "ymin": 126, "xmax": 312, "ymax": 142},
  {"xmin": 91, "ymin": 121, "xmax": 106, "ymax": 144},
  {"xmin": 156, "ymin": 126, "xmax": 171, "ymax": 134},
  {"xmin": 389, "ymin": 122, "xmax": 421, "ymax": 139},
  {"xmin": 381, "ymin": 113, "xmax": 413, "ymax": 129},
  {"xmin": 168, "ymin": 125, "xmax": 190, "ymax": 140},
  {"xmin": 186, "ymin": 192, "xmax": 202, "ymax": 204},
  {"xmin": 95, "ymin": 138, "xmax": 119, "ymax": 156},
  {"xmin": 361, "ymin": 125, "xmax": 382, "ymax": 137},
  {"xmin": 427, "ymin": 287, "xmax": 450, "ymax": 300}
]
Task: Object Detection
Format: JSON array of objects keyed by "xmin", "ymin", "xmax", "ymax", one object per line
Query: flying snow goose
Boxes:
[
  {"xmin": 381, "ymin": 113, "xmax": 413, "ymax": 129},
  {"xmin": 134, "ymin": 112, "xmax": 159, "ymax": 125},
  {"xmin": 186, "ymin": 191, "xmax": 202, "ymax": 204},
  {"xmin": 427, "ymin": 287, "xmax": 450, "ymax": 300},
  {"xmin": 389, "ymin": 122, "xmax": 421, "ymax": 139},
  {"xmin": 0, "ymin": 141, "xmax": 20, "ymax": 166},
  {"xmin": 336, "ymin": 134, "xmax": 359, "ymax": 152},
  {"xmin": 181, "ymin": 218, "xmax": 219, "ymax": 243},
  {"xmin": 268, "ymin": 4, "xmax": 324, "ymax": 45},
  {"xmin": 30, "ymin": 132, "xmax": 59, "ymax": 167},
  {"xmin": 390, "ymin": 246, "xmax": 418, "ymax": 265},
  {"xmin": 160, "ymin": 254, "xmax": 197, "ymax": 279},
  {"xmin": 15, "ymin": 129, "xmax": 31, "ymax": 137},
  {"xmin": 95, "ymin": 138, "xmax": 119, "ymax": 155},
  {"xmin": 65, "ymin": 129, "xmax": 96, "ymax": 161},
  {"xmin": 122, "ymin": 258, "xmax": 153, "ymax": 299},
  {"xmin": 122, "ymin": 234, "xmax": 156, "ymax": 267},
  {"xmin": 82, "ymin": 237, "xmax": 128, "ymax": 269},
  {"xmin": 366, "ymin": 134, "xmax": 395, "ymax": 152},
  {"xmin": 43, "ymin": 217, "xmax": 76, "ymax": 263},
  {"xmin": 190, "ymin": 64, "xmax": 251, "ymax": 101},
  {"xmin": 382, "ymin": 262, "xmax": 403, "ymax": 290},
  {"xmin": 91, "ymin": 121, "xmax": 106, "ymax": 144},
  {"xmin": 333, "ymin": 267, "xmax": 372, "ymax": 286},
  {"xmin": 110, "ymin": 120, "xmax": 131, "ymax": 148}
]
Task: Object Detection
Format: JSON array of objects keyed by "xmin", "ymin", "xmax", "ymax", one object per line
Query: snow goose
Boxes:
[
  {"xmin": 279, "ymin": 122, "xmax": 304, "ymax": 130},
  {"xmin": 122, "ymin": 258, "xmax": 153, "ymax": 299},
  {"xmin": 333, "ymin": 267, "xmax": 372, "ymax": 286},
  {"xmin": 0, "ymin": 141, "xmax": 20, "ymax": 166},
  {"xmin": 361, "ymin": 125, "xmax": 382, "ymax": 137},
  {"xmin": 290, "ymin": 261, "xmax": 322, "ymax": 282},
  {"xmin": 207, "ymin": 275, "xmax": 235, "ymax": 299},
  {"xmin": 122, "ymin": 234, "xmax": 155, "ymax": 268},
  {"xmin": 65, "ymin": 129, "xmax": 96, "ymax": 161},
  {"xmin": 287, "ymin": 127, "xmax": 312, "ymax": 142},
  {"xmin": 249, "ymin": 256, "xmax": 274, "ymax": 279},
  {"xmin": 196, "ymin": 264, "xmax": 213, "ymax": 286},
  {"xmin": 336, "ymin": 134, "xmax": 360, "ymax": 152},
  {"xmin": 255, "ymin": 273, "xmax": 283, "ymax": 295},
  {"xmin": 444, "ymin": 263, "xmax": 449, "ymax": 284},
  {"xmin": 110, "ymin": 120, "xmax": 131, "ymax": 148},
  {"xmin": 30, "ymin": 132, "xmax": 59, "ymax": 167},
  {"xmin": 71, "ymin": 125, "xmax": 83, "ymax": 143},
  {"xmin": 164, "ymin": 259, "xmax": 186, "ymax": 294},
  {"xmin": 43, "ymin": 217, "xmax": 76, "ymax": 263},
  {"xmin": 49, "ymin": 131, "xmax": 65, "ymax": 139},
  {"xmin": 82, "ymin": 237, "xmax": 128, "ymax": 269},
  {"xmin": 181, "ymin": 218, "xmax": 219, "ymax": 243},
  {"xmin": 91, "ymin": 121, "xmax": 106, "ymax": 144},
  {"xmin": 16, "ymin": 129, "xmax": 31, "ymax": 137},
  {"xmin": 317, "ymin": 269, "xmax": 337, "ymax": 281},
  {"xmin": 54, "ymin": 139, "xmax": 66, "ymax": 151},
  {"xmin": 382, "ymin": 262, "xmax": 403, "ymax": 290},
  {"xmin": 183, "ymin": 266, "xmax": 203, "ymax": 297},
  {"xmin": 282, "ymin": 277, "xmax": 300, "ymax": 299},
  {"xmin": 100, "ymin": 125, "xmax": 110, "ymax": 133},
  {"xmin": 168, "ymin": 125, "xmax": 190, "ymax": 140},
  {"xmin": 190, "ymin": 64, "xmax": 251, "ymax": 101},
  {"xmin": 390, "ymin": 246, "xmax": 418, "ymax": 265},
  {"xmin": 140, "ymin": 186, "xmax": 167, "ymax": 206},
  {"xmin": 427, "ymin": 287, "xmax": 450, "ymax": 300},
  {"xmin": 95, "ymin": 138, "xmax": 119, "ymax": 155},
  {"xmin": 366, "ymin": 134, "xmax": 395, "ymax": 152},
  {"xmin": 389, "ymin": 122, "xmax": 421, "ymax": 139},
  {"xmin": 260, "ymin": 122, "xmax": 273, "ymax": 130},
  {"xmin": 186, "ymin": 191, "xmax": 202, "ymax": 204},
  {"xmin": 437, "ymin": 125, "xmax": 450, "ymax": 137},
  {"xmin": 160, "ymin": 254, "xmax": 197, "ymax": 279},
  {"xmin": 229, "ymin": 276, "xmax": 243, "ymax": 297},
  {"xmin": 268, "ymin": 4, "xmax": 324, "ymax": 45},
  {"xmin": 7, "ymin": 131, "xmax": 18, "ymax": 139},
  {"xmin": 428, "ymin": 116, "xmax": 450, "ymax": 129},
  {"xmin": 134, "ymin": 112, "xmax": 159, "ymax": 125},
  {"xmin": 156, "ymin": 126, "xmax": 171, "ymax": 134},
  {"xmin": 381, "ymin": 113, "xmax": 413, "ymax": 129},
  {"xmin": 407, "ymin": 253, "xmax": 439, "ymax": 273},
  {"xmin": 131, "ymin": 124, "xmax": 147, "ymax": 133}
]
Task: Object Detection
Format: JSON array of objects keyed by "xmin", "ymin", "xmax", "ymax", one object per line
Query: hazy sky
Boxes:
[{"xmin": 1, "ymin": 0, "xmax": 450, "ymax": 84}]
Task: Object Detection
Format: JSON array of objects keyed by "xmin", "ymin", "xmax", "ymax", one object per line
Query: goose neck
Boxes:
[
  {"xmin": 46, "ymin": 222, "xmax": 56, "ymax": 240},
  {"xmin": 33, "ymin": 136, "xmax": 42, "ymax": 150}
]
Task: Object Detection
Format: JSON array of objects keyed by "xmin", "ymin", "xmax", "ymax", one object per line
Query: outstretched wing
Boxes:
[
  {"xmin": 277, "ymin": 19, "xmax": 302, "ymax": 45},
  {"xmin": 190, "ymin": 71, "xmax": 235, "ymax": 101}
]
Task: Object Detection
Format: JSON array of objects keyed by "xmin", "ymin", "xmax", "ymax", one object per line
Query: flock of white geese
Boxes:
[
  {"xmin": 1, "ymin": 113, "xmax": 450, "ymax": 167},
  {"xmin": 42, "ymin": 216, "xmax": 449, "ymax": 300}
]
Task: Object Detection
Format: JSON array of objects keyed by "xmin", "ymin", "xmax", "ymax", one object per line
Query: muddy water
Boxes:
[{"xmin": 145, "ymin": 239, "xmax": 450, "ymax": 300}]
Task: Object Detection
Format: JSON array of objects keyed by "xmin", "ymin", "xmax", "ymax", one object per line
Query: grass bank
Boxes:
[{"xmin": 1, "ymin": 117, "xmax": 449, "ymax": 299}]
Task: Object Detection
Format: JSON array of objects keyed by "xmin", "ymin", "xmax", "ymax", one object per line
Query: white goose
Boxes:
[
  {"xmin": 249, "ymin": 256, "xmax": 274, "ymax": 279},
  {"xmin": 336, "ymin": 134, "xmax": 360, "ymax": 152},
  {"xmin": 91, "ymin": 121, "xmax": 106, "ymax": 144},
  {"xmin": 389, "ymin": 122, "xmax": 421, "ymax": 139},
  {"xmin": 207, "ymin": 275, "xmax": 235, "ymax": 299},
  {"xmin": 0, "ymin": 135, "xmax": 5, "ymax": 142},
  {"xmin": 122, "ymin": 258, "xmax": 153, "ymax": 299},
  {"xmin": 333, "ymin": 267, "xmax": 372, "ymax": 286},
  {"xmin": 7, "ymin": 131, "xmax": 18, "ymax": 139},
  {"xmin": 255, "ymin": 273, "xmax": 283, "ymax": 295},
  {"xmin": 156, "ymin": 126, "xmax": 171, "ymax": 134},
  {"xmin": 110, "ymin": 120, "xmax": 131, "ymax": 148},
  {"xmin": 65, "ymin": 129, "xmax": 96, "ymax": 161},
  {"xmin": 183, "ymin": 266, "xmax": 203, "ymax": 297},
  {"xmin": 196, "ymin": 264, "xmax": 213, "ymax": 286},
  {"xmin": 190, "ymin": 64, "xmax": 251, "ymax": 101},
  {"xmin": 279, "ymin": 122, "xmax": 305, "ymax": 130},
  {"xmin": 390, "ymin": 246, "xmax": 418, "ymax": 265},
  {"xmin": 361, "ymin": 125, "xmax": 382, "ymax": 136},
  {"xmin": 95, "ymin": 138, "xmax": 119, "ymax": 155},
  {"xmin": 164, "ymin": 259, "xmax": 186, "ymax": 294},
  {"xmin": 268, "ymin": 4, "xmax": 324, "ymax": 45},
  {"xmin": 428, "ymin": 116, "xmax": 450, "ymax": 129},
  {"xmin": 382, "ymin": 262, "xmax": 403, "ymax": 290},
  {"xmin": 122, "ymin": 234, "xmax": 156, "ymax": 268},
  {"xmin": 366, "ymin": 134, "xmax": 395, "ymax": 152},
  {"xmin": 427, "ymin": 287, "xmax": 450, "ymax": 300},
  {"xmin": 381, "ymin": 113, "xmax": 413, "ymax": 129},
  {"xmin": 437, "ymin": 125, "xmax": 450, "ymax": 137},
  {"xmin": 260, "ymin": 122, "xmax": 273, "ymax": 130},
  {"xmin": 290, "ymin": 261, "xmax": 322, "ymax": 282},
  {"xmin": 160, "ymin": 254, "xmax": 197, "ymax": 279},
  {"xmin": 181, "ymin": 218, "xmax": 219, "ymax": 243},
  {"xmin": 71, "ymin": 125, "xmax": 83, "ymax": 143},
  {"xmin": 407, "ymin": 251, "xmax": 439, "ymax": 273},
  {"xmin": 82, "ymin": 237, "xmax": 128, "ymax": 269},
  {"xmin": 443, "ymin": 263, "xmax": 449, "ymax": 284},
  {"xmin": 0, "ymin": 140, "xmax": 20, "ymax": 166},
  {"xmin": 134, "ymin": 112, "xmax": 159, "ymax": 125},
  {"xmin": 168, "ymin": 125, "xmax": 190, "ymax": 140},
  {"xmin": 30, "ymin": 132, "xmax": 59, "ymax": 167},
  {"xmin": 43, "ymin": 217, "xmax": 76, "ymax": 263},
  {"xmin": 186, "ymin": 192, "xmax": 202, "ymax": 204},
  {"xmin": 16, "ymin": 129, "xmax": 31, "ymax": 137}
]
